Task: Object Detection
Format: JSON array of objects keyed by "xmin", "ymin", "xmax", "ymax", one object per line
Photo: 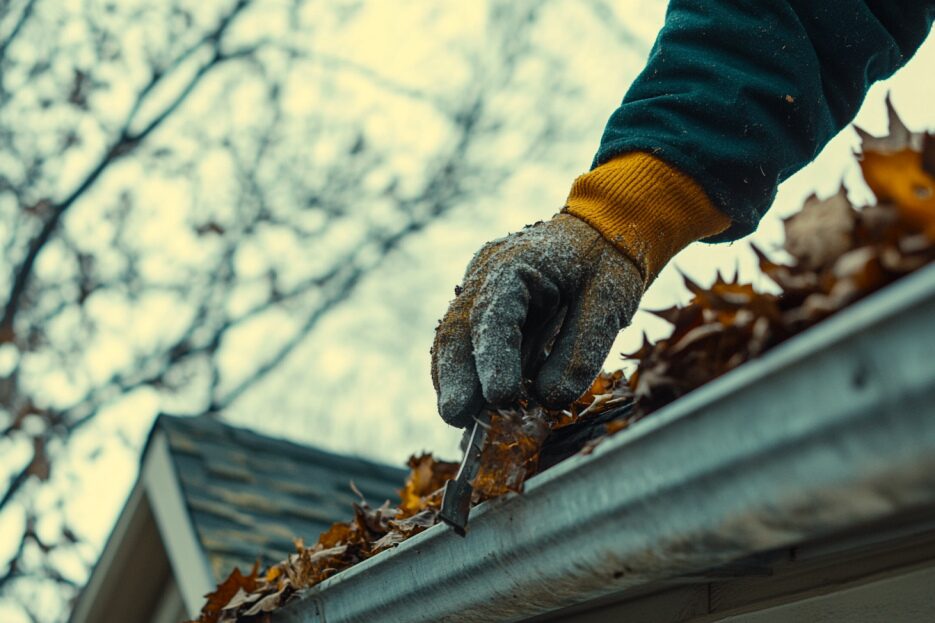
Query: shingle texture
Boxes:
[{"xmin": 154, "ymin": 414, "xmax": 407, "ymax": 581}]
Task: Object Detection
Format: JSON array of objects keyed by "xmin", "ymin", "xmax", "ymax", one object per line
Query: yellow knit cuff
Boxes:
[{"xmin": 564, "ymin": 152, "xmax": 731, "ymax": 283}]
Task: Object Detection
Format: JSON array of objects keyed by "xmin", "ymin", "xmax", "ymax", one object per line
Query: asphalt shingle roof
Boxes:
[{"xmin": 153, "ymin": 414, "xmax": 408, "ymax": 581}]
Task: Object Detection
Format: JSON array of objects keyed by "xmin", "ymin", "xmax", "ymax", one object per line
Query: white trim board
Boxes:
[{"xmin": 143, "ymin": 431, "xmax": 214, "ymax": 618}]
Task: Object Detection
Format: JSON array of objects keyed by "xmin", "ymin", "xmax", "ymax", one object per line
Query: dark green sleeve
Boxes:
[{"xmin": 595, "ymin": 1, "xmax": 935, "ymax": 242}]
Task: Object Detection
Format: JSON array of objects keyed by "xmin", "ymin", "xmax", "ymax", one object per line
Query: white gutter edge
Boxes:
[
  {"xmin": 143, "ymin": 431, "xmax": 215, "ymax": 617},
  {"xmin": 275, "ymin": 262, "xmax": 935, "ymax": 623}
]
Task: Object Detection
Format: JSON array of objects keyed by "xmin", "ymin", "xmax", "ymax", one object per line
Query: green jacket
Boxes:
[{"xmin": 596, "ymin": 1, "xmax": 935, "ymax": 241}]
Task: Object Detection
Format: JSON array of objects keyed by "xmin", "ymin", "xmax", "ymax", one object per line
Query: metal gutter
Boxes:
[{"xmin": 276, "ymin": 263, "xmax": 935, "ymax": 623}]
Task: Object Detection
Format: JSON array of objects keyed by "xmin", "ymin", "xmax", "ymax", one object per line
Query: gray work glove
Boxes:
[{"xmin": 431, "ymin": 213, "xmax": 644, "ymax": 428}]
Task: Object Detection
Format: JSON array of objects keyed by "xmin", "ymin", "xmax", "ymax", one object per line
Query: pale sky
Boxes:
[{"xmin": 2, "ymin": 3, "xmax": 934, "ymax": 621}]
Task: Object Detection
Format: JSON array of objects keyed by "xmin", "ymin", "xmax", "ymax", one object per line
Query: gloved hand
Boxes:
[
  {"xmin": 432, "ymin": 152, "xmax": 732, "ymax": 427},
  {"xmin": 431, "ymin": 213, "xmax": 643, "ymax": 427}
]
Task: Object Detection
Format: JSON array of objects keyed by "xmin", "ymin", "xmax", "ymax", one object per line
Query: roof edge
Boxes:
[{"xmin": 275, "ymin": 263, "xmax": 935, "ymax": 623}]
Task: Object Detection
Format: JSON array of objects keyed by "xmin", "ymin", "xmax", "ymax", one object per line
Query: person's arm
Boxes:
[
  {"xmin": 570, "ymin": 1, "xmax": 935, "ymax": 247},
  {"xmin": 432, "ymin": 1, "xmax": 935, "ymax": 427}
]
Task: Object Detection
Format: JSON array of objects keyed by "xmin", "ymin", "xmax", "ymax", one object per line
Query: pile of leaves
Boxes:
[
  {"xmin": 621, "ymin": 103, "xmax": 935, "ymax": 421},
  {"xmin": 191, "ymin": 104, "xmax": 934, "ymax": 622},
  {"xmin": 190, "ymin": 453, "xmax": 457, "ymax": 622}
]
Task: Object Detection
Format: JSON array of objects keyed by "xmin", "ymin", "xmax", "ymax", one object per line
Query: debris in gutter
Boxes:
[
  {"xmin": 617, "ymin": 99, "xmax": 935, "ymax": 427},
  {"xmin": 189, "ymin": 103, "xmax": 935, "ymax": 623}
]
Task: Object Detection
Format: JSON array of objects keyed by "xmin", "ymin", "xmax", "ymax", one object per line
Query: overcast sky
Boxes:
[{"xmin": 1, "ymin": 3, "xmax": 934, "ymax": 621}]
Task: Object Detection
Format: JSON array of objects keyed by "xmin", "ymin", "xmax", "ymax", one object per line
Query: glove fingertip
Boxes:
[
  {"xmin": 439, "ymin": 382, "xmax": 485, "ymax": 428},
  {"xmin": 479, "ymin": 367, "xmax": 522, "ymax": 408},
  {"xmin": 534, "ymin": 365, "xmax": 593, "ymax": 409}
]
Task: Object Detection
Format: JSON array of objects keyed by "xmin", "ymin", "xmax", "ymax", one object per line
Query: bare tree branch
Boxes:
[
  {"xmin": 0, "ymin": 0, "xmax": 253, "ymax": 341},
  {"xmin": 0, "ymin": 0, "xmax": 38, "ymax": 67},
  {"xmin": 0, "ymin": 528, "xmax": 26, "ymax": 593},
  {"xmin": 0, "ymin": 465, "xmax": 31, "ymax": 515}
]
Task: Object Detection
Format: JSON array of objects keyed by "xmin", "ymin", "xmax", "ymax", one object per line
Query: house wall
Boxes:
[
  {"xmin": 71, "ymin": 490, "xmax": 175, "ymax": 623},
  {"xmin": 151, "ymin": 576, "xmax": 188, "ymax": 623},
  {"xmin": 538, "ymin": 516, "xmax": 935, "ymax": 623},
  {"xmin": 556, "ymin": 561, "xmax": 935, "ymax": 623},
  {"xmin": 717, "ymin": 564, "xmax": 935, "ymax": 623}
]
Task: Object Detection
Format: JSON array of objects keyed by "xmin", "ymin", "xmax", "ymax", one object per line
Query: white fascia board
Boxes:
[
  {"xmin": 275, "ymin": 262, "xmax": 935, "ymax": 623},
  {"xmin": 143, "ymin": 431, "xmax": 214, "ymax": 618}
]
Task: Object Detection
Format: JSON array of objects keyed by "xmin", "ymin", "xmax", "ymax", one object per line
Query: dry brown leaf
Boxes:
[
  {"xmin": 784, "ymin": 189, "xmax": 856, "ymax": 270},
  {"xmin": 860, "ymin": 148, "xmax": 935, "ymax": 239},
  {"xmin": 190, "ymin": 562, "xmax": 259, "ymax": 623},
  {"xmin": 398, "ymin": 454, "xmax": 457, "ymax": 517},
  {"xmin": 473, "ymin": 408, "xmax": 550, "ymax": 499}
]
